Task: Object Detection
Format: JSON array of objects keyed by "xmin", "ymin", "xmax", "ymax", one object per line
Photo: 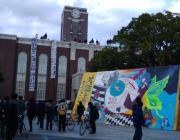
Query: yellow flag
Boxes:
[{"xmin": 72, "ymin": 72, "xmax": 96, "ymax": 114}]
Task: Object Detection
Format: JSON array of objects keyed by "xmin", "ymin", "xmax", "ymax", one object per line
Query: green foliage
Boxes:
[
  {"xmin": 88, "ymin": 48, "xmax": 126, "ymax": 72},
  {"xmin": 113, "ymin": 11, "xmax": 180, "ymax": 67},
  {"xmin": 89, "ymin": 11, "xmax": 180, "ymax": 71}
]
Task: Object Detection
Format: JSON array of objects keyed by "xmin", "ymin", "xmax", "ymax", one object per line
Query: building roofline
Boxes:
[
  {"xmin": 64, "ymin": 5, "xmax": 87, "ymax": 11},
  {"xmin": 0, "ymin": 33, "xmax": 102, "ymax": 50},
  {"xmin": 0, "ymin": 33, "xmax": 17, "ymax": 40}
]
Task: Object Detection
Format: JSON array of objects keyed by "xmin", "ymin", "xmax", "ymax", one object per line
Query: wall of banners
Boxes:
[
  {"xmin": 74, "ymin": 65, "xmax": 180, "ymax": 130},
  {"xmin": 29, "ymin": 38, "xmax": 37, "ymax": 91}
]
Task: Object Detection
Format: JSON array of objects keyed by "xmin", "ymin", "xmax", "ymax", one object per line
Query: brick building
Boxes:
[
  {"xmin": 60, "ymin": 6, "xmax": 88, "ymax": 43},
  {"xmin": 0, "ymin": 33, "xmax": 102, "ymax": 101}
]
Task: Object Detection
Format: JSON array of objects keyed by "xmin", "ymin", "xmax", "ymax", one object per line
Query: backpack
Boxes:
[
  {"xmin": 94, "ymin": 107, "xmax": 99, "ymax": 120},
  {"xmin": 58, "ymin": 105, "xmax": 66, "ymax": 115}
]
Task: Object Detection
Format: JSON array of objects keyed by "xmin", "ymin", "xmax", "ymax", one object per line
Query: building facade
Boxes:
[
  {"xmin": 71, "ymin": 72, "xmax": 83, "ymax": 100},
  {"xmin": 0, "ymin": 33, "xmax": 101, "ymax": 101},
  {"xmin": 60, "ymin": 6, "xmax": 88, "ymax": 43}
]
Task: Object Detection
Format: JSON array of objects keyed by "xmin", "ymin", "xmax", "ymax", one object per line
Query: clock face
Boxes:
[{"xmin": 72, "ymin": 9, "xmax": 80, "ymax": 18}]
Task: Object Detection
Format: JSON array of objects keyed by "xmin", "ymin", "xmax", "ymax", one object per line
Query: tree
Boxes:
[
  {"xmin": 88, "ymin": 47, "xmax": 127, "ymax": 72},
  {"xmin": 113, "ymin": 11, "xmax": 180, "ymax": 67},
  {"xmin": 89, "ymin": 12, "xmax": 180, "ymax": 72}
]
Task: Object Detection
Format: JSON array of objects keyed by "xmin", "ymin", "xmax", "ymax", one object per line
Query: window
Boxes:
[
  {"xmin": 58, "ymin": 56, "xmax": 67, "ymax": 75},
  {"xmin": 73, "ymin": 22, "xmax": 79, "ymax": 34},
  {"xmin": 16, "ymin": 52, "xmax": 27, "ymax": 97},
  {"xmin": 77, "ymin": 57, "xmax": 86, "ymax": 72},
  {"xmin": 36, "ymin": 54, "xmax": 47, "ymax": 100},
  {"xmin": 17, "ymin": 52, "xmax": 27, "ymax": 73},
  {"xmin": 70, "ymin": 21, "xmax": 73, "ymax": 33},
  {"xmin": 57, "ymin": 56, "xmax": 67, "ymax": 100}
]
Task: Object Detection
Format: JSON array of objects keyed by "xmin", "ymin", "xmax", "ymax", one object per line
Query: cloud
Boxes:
[
  {"xmin": 0, "ymin": 0, "xmax": 61, "ymax": 40},
  {"xmin": 168, "ymin": 0, "xmax": 180, "ymax": 13},
  {"xmin": 77, "ymin": 0, "xmax": 166, "ymax": 17},
  {"xmin": 0, "ymin": 0, "xmax": 177, "ymax": 45},
  {"xmin": 85, "ymin": 0, "xmax": 167, "ymax": 44}
]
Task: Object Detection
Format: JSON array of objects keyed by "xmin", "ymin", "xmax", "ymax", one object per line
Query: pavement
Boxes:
[{"xmin": 13, "ymin": 116, "xmax": 180, "ymax": 140}]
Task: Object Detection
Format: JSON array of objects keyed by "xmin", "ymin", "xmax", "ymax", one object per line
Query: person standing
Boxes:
[
  {"xmin": 38, "ymin": 101, "xmax": 45, "ymax": 129},
  {"xmin": 17, "ymin": 96, "xmax": 25, "ymax": 116},
  {"xmin": 132, "ymin": 97, "xmax": 144, "ymax": 140},
  {"xmin": 0, "ymin": 99, "xmax": 6, "ymax": 139},
  {"xmin": 5, "ymin": 93, "xmax": 18, "ymax": 140},
  {"xmin": 36, "ymin": 101, "xmax": 40, "ymax": 125},
  {"xmin": 46, "ymin": 100, "xmax": 54, "ymax": 130},
  {"xmin": 88, "ymin": 102, "xmax": 99, "ymax": 134},
  {"xmin": 57, "ymin": 100, "xmax": 67, "ymax": 132},
  {"xmin": 27, "ymin": 98, "xmax": 36, "ymax": 132},
  {"xmin": 16, "ymin": 96, "xmax": 25, "ymax": 133},
  {"xmin": 77, "ymin": 101, "xmax": 85, "ymax": 124},
  {"xmin": 1, "ymin": 97, "xmax": 9, "ymax": 139}
]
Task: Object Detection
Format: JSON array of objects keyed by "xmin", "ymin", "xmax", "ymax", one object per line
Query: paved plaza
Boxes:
[{"xmin": 13, "ymin": 117, "xmax": 180, "ymax": 140}]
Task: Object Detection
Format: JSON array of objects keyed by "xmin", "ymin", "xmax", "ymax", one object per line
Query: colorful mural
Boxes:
[{"xmin": 74, "ymin": 65, "xmax": 180, "ymax": 130}]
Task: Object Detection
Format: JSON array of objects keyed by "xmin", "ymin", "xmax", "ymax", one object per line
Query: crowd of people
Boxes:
[
  {"xmin": 0, "ymin": 94, "xmax": 21, "ymax": 140},
  {"xmin": 0, "ymin": 93, "xmax": 145, "ymax": 140},
  {"xmin": 0, "ymin": 93, "xmax": 100, "ymax": 140},
  {"xmin": 0, "ymin": 94, "xmax": 69, "ymax": 140}
]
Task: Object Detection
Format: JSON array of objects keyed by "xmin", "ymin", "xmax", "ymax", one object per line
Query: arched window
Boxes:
[
  {"xmin": 36, "ymin": 54, "xmax": 48, "ymax": 100},
  {"xmin": 77, "ymin": 57, "xmax": 86, "ymax": 72},
  {"xmin": 16, "ymin": 52, "xmax": 27, "ymax": 97},
  {"xmin": 57, "ymin": 56, "xmax": 67, "ymax": 100}
]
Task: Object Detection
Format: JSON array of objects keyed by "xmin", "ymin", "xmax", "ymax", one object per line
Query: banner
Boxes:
[
  {"xmin": 72, "ymin": 72, "xmax": 96, "ymax": 114},
  {"xmin": 29, "ymin": 38, "xmax": 37, "ymax": 91},
  {"xmin": 50, "ymin": 41, "xmax": 57, "ymax": 79}
]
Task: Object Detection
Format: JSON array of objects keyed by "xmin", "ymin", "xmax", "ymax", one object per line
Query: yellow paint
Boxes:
[
  {"xmin": 142, "ymin": 94, "xmax": 147, "ymax": 109},
  {"xmin": 152, "ymin": 117, "xmax": 158, "ymax": 126},
  {"xmin": 124, "ymin": 110, "xmax": 132, "ymax": 115},
  {"xmin": 72, "ymin": 72, "xmax": 96, "ymax": 115},
  {"xmin": 174, "ymin": 67, "xmax": 180, "ymax": 130}
]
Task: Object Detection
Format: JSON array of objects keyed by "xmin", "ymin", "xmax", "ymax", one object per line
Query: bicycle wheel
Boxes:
[
  {"xmin": 79, "ymin": 121, "xmax": 86, "ymax": 136},
  {"xmin": 22, "ymin": 123, "xmax": 28, "ymax": 137},
  {"xmin": 67, "ymin": 118, "xmax": 75, "ymax": 131},
  {"xmin": 87, "ymin": 122, "xmax": 92, "ymax": 134}
]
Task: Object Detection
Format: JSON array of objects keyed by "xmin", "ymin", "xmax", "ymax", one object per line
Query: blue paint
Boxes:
[
  {"xmin": 110, "ymin": 80, "xmax": 125, "ymax": 96},
  {"xmin": 150, "ymin": 91, "xmax": 177, "ymax": 130}
]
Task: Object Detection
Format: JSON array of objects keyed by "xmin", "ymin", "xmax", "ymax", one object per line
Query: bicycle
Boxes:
[
  {"xmin": 17, "ymin": 115, "xmax": 28, "ymax": 138},
  {"xmin": 79, "ymin": 114, "xmax": 91, "ymax": 136},
  {"xmin": 66, "ymin": 111, "xmax": 78, "ymax": 131}
]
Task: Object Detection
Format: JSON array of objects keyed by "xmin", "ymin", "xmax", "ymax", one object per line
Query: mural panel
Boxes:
[{"xmin": 75, "ymin": 65, "xmax": 179, "ymax": 130}]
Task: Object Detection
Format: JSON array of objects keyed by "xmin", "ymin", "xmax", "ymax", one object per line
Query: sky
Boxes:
[{"xmin": 0, "ymin": 0, "xmax": 179, "ymax": 45}]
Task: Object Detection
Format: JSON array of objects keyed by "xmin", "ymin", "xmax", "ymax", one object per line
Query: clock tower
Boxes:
[{"xmin": 60, "ymin": 6, "xmax": 88, "ymax": 43}]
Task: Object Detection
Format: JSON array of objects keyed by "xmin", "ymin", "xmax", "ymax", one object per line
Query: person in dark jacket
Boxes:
[
  {"xmin": 46, "ymin": 100, "xmax": 54, "ymax": 130},
  {"xmin": 35, "ymin": 100, "xmax": 40, "ymax": 125},
  {"xmin": 5, "ymin": 93, "xmax": 18, "ymax": 140},
  {"xmin": 16, "ymin": 96, "xmax": 25, "ymax": 133},
  {"xmin": 88, "ymin": 102, "xmax": 98, "ymax": 134},
  {"xmin": 1, "ymin": 97, "xmax": 10, "ymax": 139},
  {"xmin": 77, "ymin": 101, "xmax": 85, "ymax": 124},
  {"xmin": 27, "ymin": 98, "xmax": 36, "ymax": 132},
  {"xmin": 0, "ymin": 99, "xmax": 6, "ymax": 139},
  {"xmin": 17, "ymin": 96, "xmax": 25, "ymax": 116},
  {"xmin": 57, "ymin": 100, "xmax": 67, "ymax": 132},
  {"xmin": 37, "ymin": 101, "xmax": 45, "ymax": 129},
  {"xmin": 132, "ymin": 97, "xmax": 144, "ymax": 140}
]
